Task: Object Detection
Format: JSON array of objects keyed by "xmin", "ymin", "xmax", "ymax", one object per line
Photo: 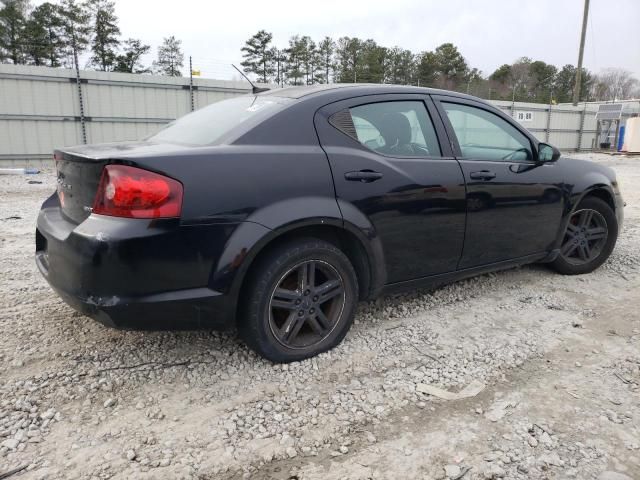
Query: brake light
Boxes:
[{"xmin": 92, "ymin": 165, "xmax": 183, "ymax": 218}]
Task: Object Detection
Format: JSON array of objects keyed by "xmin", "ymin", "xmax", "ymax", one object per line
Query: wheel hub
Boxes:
[
  {"xmin": 560, "ymin": 208, "xmax": 608, "ymax": 266},
  {"xmin": 295, "ymin": 291, "xmax": 322, "ymax": 319},
  {"xmin": 268, "ymin": 260, "xmax": 346, "ymax": 349}
]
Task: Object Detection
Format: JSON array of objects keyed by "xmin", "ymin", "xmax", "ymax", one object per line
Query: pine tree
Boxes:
[
  {"xmin": 488, "ymin": 64, "xmax": 512, "ymax": 99},
  {"xmin": 433, "ymin": 43, "xmax": 468, "ymax": 90},
  {"xmin": 284, "ymin": 35, "xmax": 305, "ymax": 85},
  {"xmin": 529, "ymin": 60, "xmax": 557, "ymax": 103},
  {"xmin": 240, "ymin": 30, "xmax": 274, "ymax": 83},
  {"xmin": 296, "ymin": 36, "xmax": 315, "ymax": 84},
  {"xmin": 113, "ymin": 38, "xmax": 149, "ymax": 73},
  {"xmin": 87, "ymin": 0, "xmax": 120, "ymax": 71},
  {"xmin": 58, "ymin": 0, "xmax": 91, "ymax": 67},
  {"xmin": 272, "ymin": 47, "xmax": 284, "ymax": 85},
  {"xmin": 359, "ymin": 39, "xmax": 386, "ymax": 84},
  {"xmin": 335, "ymin": 37, "xmax": 386, "ymax": 84},
  {"xmin": 316, "ymin": 37, "xmax": 335, "ymax": 84},
  {"xmin": 23, "ymin": 2, "xmax": 65, "ymax": 66},
  {"xmin": 554, "ymin": 65, "xmax": 592, "ymax": 103},
  {"xmin": 0, "ymin": 0, "xmax": 30, "ymax": 64},
  {"xmin": 335, "ymin": 37, "xmax": 362, "ymax": 83},
  {"xmin": 153, "ymin": 35, "xmax": 183, "ymax": 77},
  {"xmin": 387, "ymin": 47, "xmax": 414, "ymax": 85},
  {"xmin": 417, "ymin": 51, "xmax": 438, "ymax": 87}
]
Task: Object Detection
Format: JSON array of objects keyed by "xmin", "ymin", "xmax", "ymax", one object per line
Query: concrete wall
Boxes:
[
  {"xmin": 0, "ymin": 64, "xmax": 252, "ymax": 167},
  {"xmin": 490, "ymin": 99, "xmax": 598, "ymax": 151},
  {"xmin": 0, "ymin": 64, "xmax": 616, "ymax": 167}
]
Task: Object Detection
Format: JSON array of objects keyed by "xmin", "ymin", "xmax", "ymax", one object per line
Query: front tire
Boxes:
[
  {"xmin": 239, "ymin": 238, "xmax": 359, "ymax": 363},
  {"xmin": 550, "ymin": 197, "xmax": 618, "ymax": 275}
]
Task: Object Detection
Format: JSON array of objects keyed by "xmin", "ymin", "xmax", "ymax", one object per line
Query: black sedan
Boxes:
[{"xmin": 36, "ymin": 84, "xmax": 624, "ymax": 362}]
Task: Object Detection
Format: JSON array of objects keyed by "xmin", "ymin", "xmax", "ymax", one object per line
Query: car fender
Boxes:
[
  {"xmin": 574, "ymin": 183, "xmax": 616, "ymax": 210},
  {"xmin": 552, "ymin": 172, "xmax": 616, "ymax": 250},
  {"xmin": 209, "ymin": 196, "xmax": 387, "ymax": 304},
  {"xmin": 568, "ymin": 169, "xmax": 616, "ymax": 214}
]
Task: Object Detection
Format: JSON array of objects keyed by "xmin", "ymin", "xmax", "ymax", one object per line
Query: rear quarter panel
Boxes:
[
  {"xmin": 130, "ymin": 144, "xmax": 338, "ymax": 227},
  {"xmin": 128, "ymin": 142, "xmax": 341, "ymax": 300}
]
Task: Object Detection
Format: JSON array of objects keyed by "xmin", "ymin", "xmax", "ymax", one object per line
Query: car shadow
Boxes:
[{"xmin": 46, "ymin": 263, "xmax": 550, "ymax": 385}]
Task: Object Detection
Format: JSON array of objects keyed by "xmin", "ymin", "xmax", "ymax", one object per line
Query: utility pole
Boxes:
[
  {"xmin": 573, "ymin": 0, "xmax": 590, "ymax": 105},
  {"xmin": 546, "ymin": 89, "xmax": 554, "ymax": 142}
]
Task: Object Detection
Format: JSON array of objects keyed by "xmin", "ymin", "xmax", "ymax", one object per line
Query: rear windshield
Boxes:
[{"xmin": 148, "ymin": 95, "xmax": 290, "ymax": 146}]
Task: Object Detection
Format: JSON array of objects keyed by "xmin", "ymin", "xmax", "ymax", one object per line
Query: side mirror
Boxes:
[{"xmin": 537, "ymin": 143, "xmax": 560, "ymax": 163}]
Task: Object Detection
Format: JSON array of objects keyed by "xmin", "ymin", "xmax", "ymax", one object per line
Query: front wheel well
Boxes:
[
  {"xmin": 582, "ymin": 188, "xmax": 615, "ymax": 212},
  {"xmin": 238, "ymin": 225, "xmax": 373, "ymax": 310}
]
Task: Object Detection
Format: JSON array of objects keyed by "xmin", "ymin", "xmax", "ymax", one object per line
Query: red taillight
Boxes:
[{"xmin": 92, "ymin": 165, "xmax": 183, "ymax": 219}]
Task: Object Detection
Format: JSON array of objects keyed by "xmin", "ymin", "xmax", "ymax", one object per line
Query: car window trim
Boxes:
[
  {"xmin": 347, "ymin": 99, "xmax": 442, "ymax": 160},
  {"xmin": 317, "ymin": 93, "xmax": 456, "ymax": 161},
  {"xmin": 431, "ymin": 95, "xmax": 540, "ymax": 163}
]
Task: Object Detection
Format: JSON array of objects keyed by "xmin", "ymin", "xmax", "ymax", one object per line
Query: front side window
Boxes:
[
  {"xmin": 347, "ymin": 101, "xmax": 441, "ymax": 157},
  {"xmin": 442, "ymin": 102, "xmax": 533, "ymax": 162}
]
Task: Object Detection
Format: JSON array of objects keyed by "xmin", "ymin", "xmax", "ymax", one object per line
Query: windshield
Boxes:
[{"xmin": 148, "ymin": 95, "xmax": 290, "ymax": 146}]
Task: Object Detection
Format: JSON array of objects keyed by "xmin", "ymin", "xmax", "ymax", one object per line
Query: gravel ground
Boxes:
[{"xmin": 0, "ymin": 152, "xmax": 639, "ymax": 480}]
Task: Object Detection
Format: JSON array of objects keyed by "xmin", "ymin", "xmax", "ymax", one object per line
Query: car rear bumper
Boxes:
[
  {"xmin": 37, "ymin": 278, "xmax": 231, "ymax": 329},
  {"xmin": 35, "ymin": 193, "xmax": 237, "ymax": 330}
]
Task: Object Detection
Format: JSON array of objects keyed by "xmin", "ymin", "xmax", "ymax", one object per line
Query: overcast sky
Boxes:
[{"xmin": 53, "ymin": 0, "xmax": 640, "ymax": 79}]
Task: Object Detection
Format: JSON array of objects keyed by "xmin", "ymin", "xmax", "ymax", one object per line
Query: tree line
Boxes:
[
  {"xmin": 0, "ymin": 0, "xmax": 184, "ymax": 75},
  {"xmin": 2, "ymin": 3, "xmax": 638, "ymax": 102},
  {"xmin": 241, "ymin": 30, "xmax": 640, "ymax": 104}
]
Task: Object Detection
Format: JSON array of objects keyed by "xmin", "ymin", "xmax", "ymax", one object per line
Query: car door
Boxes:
[
  {"xmin": 432, "ymin": 95, "xmax": 564, "ymax": 269},
  {"xmin": 314, "ymin": 94, "xmax": 466, "ymax": 284}
]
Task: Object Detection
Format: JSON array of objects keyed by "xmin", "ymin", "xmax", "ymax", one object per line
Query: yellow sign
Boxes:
[{"xmin": 191, "ymin": 70, "xmax": 201, "ymax": 76}]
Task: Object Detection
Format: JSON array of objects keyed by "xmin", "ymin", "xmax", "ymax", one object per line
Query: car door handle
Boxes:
[
  {"xmin": 344, "ymin": 170, "xmax": 383, "ymax": 183},
  {"xmin": 469, "ymin": 170, "xmax": 496, "ymax": 180}
]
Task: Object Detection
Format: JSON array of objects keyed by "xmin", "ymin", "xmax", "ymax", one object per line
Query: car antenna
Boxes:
[{"xmin": 232, "ymin": 64, "xmax": 270, "ymax": 94}]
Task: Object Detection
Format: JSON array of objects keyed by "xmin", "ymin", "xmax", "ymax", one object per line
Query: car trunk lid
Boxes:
[
  {"xmin": 54, "ymin": 141, "xmax": 185, "ymax": 224},
  {"xmin": 55, "ymin": 152, "xmax": 106, "ymax": 224}
]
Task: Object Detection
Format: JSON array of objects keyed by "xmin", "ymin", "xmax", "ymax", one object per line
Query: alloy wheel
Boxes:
[
  {"xmin": 560, "ymin": 208, "xmax": 608, "ymax": 265},
  {"xmin": 268, "ymin": 260, "xmax": 346, "ymax": 349}
]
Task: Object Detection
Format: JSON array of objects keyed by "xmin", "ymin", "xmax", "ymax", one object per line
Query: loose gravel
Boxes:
[{"xmin": 0, "ymin": 153, "xmax": 638, "ymax": 480}]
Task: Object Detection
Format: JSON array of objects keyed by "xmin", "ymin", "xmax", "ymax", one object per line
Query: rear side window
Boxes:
[
  {"xmin": 332, "ymin": 101, "xmax": 441, "ymax": 157},
  {"xmin": 149, "ymin": 95, "xmax": 290, "ymax": 146},
  {"xmin": 442, "ymin": 102, "xmax": 533, "ymax": 162}
]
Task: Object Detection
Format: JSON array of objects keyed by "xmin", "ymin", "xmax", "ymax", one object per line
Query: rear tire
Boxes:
[
  {"xmin": 238, "ymin": 238, "xmax": 358, "ymax": 363},
  {"xmin": 550, "ymin": 197, "xmax": 618, "ymax": 275}
]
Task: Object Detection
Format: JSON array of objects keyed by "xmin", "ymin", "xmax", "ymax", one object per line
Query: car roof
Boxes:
[{"xmin": 259, "ymin": 83, "xmax": 480, "ymax": 103}]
